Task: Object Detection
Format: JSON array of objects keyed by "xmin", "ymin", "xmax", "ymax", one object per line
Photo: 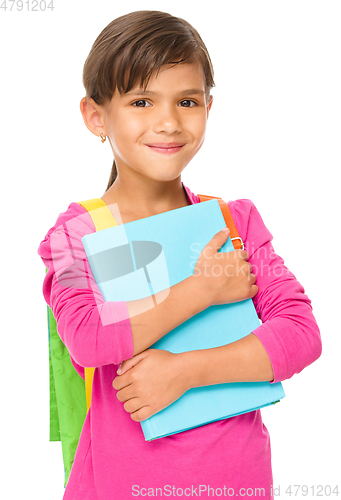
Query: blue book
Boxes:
[{"xmin": 81, "ymin": 199, "xmax": 285, "ymax": 441}]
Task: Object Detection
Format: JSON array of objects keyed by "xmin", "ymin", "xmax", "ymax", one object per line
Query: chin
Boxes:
[
  {"xmin": 152, "ymin": 172, "xmax": 184, "ymax": 182},
  {"xmin": 140, "ymin": 167, "xmax": 183, "ymax": 182}
]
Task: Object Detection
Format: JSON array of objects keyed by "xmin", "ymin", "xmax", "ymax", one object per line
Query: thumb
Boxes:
[
  {"xmin": 207, "ymin": 227, "xmax": 230, "ymax": 252},
  {"xmin": 117, "ymin": 353, "xmax": 144, "ymax": 375}
]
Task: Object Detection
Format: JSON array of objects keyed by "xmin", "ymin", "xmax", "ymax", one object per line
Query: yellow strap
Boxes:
[
  {"xmin": 84, "ymin": 367, "xmax": 95, "ymax": 411},
  {"xmin": 78, "ymin": 198, "xmax": 118, "ymax": 412},
  {"xmin": 78, "ymin": 198, "xmax": 118, "ymax": 231}
]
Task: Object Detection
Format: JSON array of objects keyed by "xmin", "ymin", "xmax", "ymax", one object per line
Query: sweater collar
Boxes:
[{"xmin": 181, "ymin": 181, "xmax": 200, "ymax": 205}]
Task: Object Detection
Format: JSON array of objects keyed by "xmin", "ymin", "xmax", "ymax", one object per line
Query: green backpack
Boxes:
[{"xmin": 47, "ymin": 291, "xmax": 87, "ymax": 487}]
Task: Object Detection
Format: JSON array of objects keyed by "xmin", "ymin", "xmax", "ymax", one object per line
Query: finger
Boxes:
[
  {"xmin": 124, "ymin": 398, "xmax": 143, "ymax": 416},
  {"xmin": 116, "ymin": 384, "xmax": 136, "ymax": 402},
  {"xmin": 130, "ymin": 406, "xmax": 151, "ymax": 422},
  {"xmin": 249, "ymin": 284, "xmax": 259, "ymax": 298},
  {"xmin": 249, "ymin": 273, "xmax": 257, "ymax": 285},
  {"xmin": 240, "ymin": 249, "xmax": 249, "ymax": 261},
  {"xmin": 207, "ymin": 228, "xmax": 230, "ymax": 253},
  {"xmin": 117, "ymin": 354, "xmax": 143, "ymax": 375},
  {"xmin": 231, "ymin": 249, "xmax": 249, "ymax": 261}
]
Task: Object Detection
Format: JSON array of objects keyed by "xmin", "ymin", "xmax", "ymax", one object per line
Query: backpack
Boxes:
[{"xmin": 46, "ymin": 194, "xmax": 243, "ymax": 486}]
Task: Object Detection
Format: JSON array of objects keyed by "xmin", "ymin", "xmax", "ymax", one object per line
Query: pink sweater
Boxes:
[{"xmin": 38, "ymin": 183, "xmax": 321, "ymax": 499}]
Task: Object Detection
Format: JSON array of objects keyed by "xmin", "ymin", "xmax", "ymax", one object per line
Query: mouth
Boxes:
[{"xmin": 145, "ymin": 143, "xmax": 185, "ymax": 154}]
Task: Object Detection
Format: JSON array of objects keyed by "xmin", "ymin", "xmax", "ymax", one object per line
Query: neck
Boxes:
[{"xmin": 104, "ymin": 174, "xmax": 190, "ymax": 217}]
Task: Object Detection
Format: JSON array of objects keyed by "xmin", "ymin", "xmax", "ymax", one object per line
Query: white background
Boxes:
[{"xmin": 0, "ymin": 1, "xmax": 340, "ymax": 498}]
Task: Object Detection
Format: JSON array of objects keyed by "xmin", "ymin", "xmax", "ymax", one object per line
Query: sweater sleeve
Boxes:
[
  {"xmin": 229, "ymin": 199, "xmax": 322, "ymax": 384},
  {"xmin": 37, "ymin": 202, "xmax": 134, "ymax": 368}
]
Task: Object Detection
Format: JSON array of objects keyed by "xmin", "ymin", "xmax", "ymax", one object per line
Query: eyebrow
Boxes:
[{"xmin": 125, "ymin": 88, "xmax": 205, "ymax": 97}]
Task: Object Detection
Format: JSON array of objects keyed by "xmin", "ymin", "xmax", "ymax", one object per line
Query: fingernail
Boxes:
[{"xmin": 222, "ymin": 227, "xmax": 229, "ymax": 232}]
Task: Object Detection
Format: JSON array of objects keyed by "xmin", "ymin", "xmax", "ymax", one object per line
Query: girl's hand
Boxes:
[
  {"xmin": 112, "ymin": 349, "xmax": 188, "ymax": 422},
  {"xmin": 193, "ymin": 228, "xmax": 258, "ymax": 306}
]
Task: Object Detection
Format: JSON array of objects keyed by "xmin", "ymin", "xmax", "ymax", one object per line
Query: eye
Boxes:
[
  {"xmin": 179, "ymin": 100, "xmax": 197, "ymax": 107},
  {"xmin": 132, "ymin": 100, "xmax": 152, "ymax": 107}
]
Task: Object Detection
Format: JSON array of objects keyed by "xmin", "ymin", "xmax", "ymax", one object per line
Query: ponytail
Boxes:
[{"xmin": 105, "ymin": 159, "xmax": 117, "ymax": 192}]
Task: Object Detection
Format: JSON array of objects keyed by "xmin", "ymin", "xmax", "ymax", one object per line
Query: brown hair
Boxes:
[{"xmin": 82, "ymin": 10, "xmax": 215, "ymax": 192}]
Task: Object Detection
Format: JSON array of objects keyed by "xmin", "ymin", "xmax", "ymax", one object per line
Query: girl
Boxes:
[{"xmin": 38, "ymin": 10, "xmax": 322, "ymax": 499}]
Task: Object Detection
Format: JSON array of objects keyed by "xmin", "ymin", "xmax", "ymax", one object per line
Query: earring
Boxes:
[{"xmin": 100, "ymin": 133, "xmax": 107, "ymax": 143}]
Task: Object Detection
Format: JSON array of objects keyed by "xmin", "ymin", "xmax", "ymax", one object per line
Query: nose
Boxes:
[{"xmin": 152, "ymin": 104, "xmax": 182, "ymax": 134}]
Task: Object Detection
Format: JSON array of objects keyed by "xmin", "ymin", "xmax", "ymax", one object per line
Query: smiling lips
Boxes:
[{"xmin": 145, "ymin": 142, "xmax": 185, "ymax": 154}]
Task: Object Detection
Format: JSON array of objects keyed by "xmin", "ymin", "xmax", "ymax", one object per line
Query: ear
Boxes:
[
  {"xmin": 206, "ymin": 94, "xmax": 213, "ymax": 118},
  {"xmin": 80, "ymin": 96, "xmax": 107, "ymax": 138}
]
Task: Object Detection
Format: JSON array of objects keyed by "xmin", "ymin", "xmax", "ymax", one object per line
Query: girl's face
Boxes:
[{"xmin": 100, "ymin": 61, "xmax": 213, "ymax": 183}]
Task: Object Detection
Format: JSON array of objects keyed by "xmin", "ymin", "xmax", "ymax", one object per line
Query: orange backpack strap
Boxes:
[{"xmin": 197, "ymin": 194, "xmax": 244, "ymax": 250}]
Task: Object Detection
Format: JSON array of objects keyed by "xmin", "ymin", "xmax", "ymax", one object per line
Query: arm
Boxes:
[
  {"xmin": 179, "ymin": 333, "xmax": 274, "ymax": 391},
  {"xmin": 126, "ymin": 275, "xmax": 210, "ymax": 356},
  {"xmin": 113, "ymin": 200, "xmax": 321, "ymax": 422},
  {"xmin": 38, "ymin": 203, "xmax": 211, "ymax": 368},
  {"xmin": 180, "ymin": 200, "xmax": 322, "ymax": 389}
]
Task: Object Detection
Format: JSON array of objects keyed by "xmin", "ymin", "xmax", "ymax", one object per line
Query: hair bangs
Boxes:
[{"xmin": 116, "ymin": 43, "xmax": 203, "ymax": 97}]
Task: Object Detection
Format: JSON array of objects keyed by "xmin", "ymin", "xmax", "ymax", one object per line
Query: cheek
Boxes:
[
  {"xmin": 187, "ymin": 112, "xmax": 207, "ymax": 138},
  {"xmin": 111, "ymin": 116, "xmax": 142, "ymax": 150},
  {"xmin": 197, "ymin": 122, "xmax": 207, "ymax": 139},
  {"xmin": 188, "ymin": 116, "xmax": 207, "ymax": 152}
]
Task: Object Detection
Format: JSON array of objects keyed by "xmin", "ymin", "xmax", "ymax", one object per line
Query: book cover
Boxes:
[{"xmin": 81, "ymin": 199, "xmax": 285, "ymax": 441}]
